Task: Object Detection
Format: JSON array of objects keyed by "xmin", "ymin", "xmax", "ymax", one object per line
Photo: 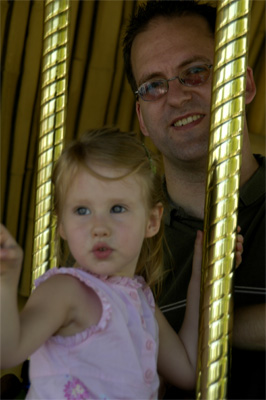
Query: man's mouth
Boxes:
[{"xmin": 173, "ymin": 114, "xmax": 202, "ymax": 127}]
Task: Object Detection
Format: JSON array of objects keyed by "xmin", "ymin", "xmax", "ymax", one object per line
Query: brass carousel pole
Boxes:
[
  {"xmin": 196, "ymin": 0, "xmax": 251, "ymax": 399},
  {"xmin": 32, "ymin": 0, "xmax": 70, "ymax": 287}
]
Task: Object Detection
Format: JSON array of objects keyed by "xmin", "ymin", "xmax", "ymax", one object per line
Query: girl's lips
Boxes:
[{"xmin": 92, "ymin": 244, "xmax": 113, "ymax": 260}]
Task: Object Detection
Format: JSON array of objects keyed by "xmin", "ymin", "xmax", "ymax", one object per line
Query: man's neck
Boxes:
[{"xmin": 164, "ymin": 158, "xmax": 207, "ymax": 220}]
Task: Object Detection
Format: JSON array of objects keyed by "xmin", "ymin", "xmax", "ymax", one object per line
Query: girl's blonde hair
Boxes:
[{"xmin": 52, "ymin": 127, "xmax": 165, "ymax": 293}]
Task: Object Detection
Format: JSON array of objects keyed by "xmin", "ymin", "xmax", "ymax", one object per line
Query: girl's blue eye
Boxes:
[
  {"xmin": 111, "ymin": 205, "xmax": 126, "ymax": 213},
  {"xmin": 76, "ymin": 207, "xmax": 90, "ymax": 215}
]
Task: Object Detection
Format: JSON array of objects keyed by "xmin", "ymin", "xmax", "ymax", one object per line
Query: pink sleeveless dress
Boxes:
[{"xmin": 26, "ymin": 267, "xmax": 159, "ymax": 399}]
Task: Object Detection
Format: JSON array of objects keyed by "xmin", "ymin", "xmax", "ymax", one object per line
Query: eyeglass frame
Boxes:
[{"xmin": 135, "ymin": 64, "xmax": 213, "ymax": 102}]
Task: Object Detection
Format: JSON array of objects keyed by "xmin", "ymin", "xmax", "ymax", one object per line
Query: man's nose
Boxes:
[{"xmin": 166, "ymin": 79, "xmax": 193, "ymax": 107}]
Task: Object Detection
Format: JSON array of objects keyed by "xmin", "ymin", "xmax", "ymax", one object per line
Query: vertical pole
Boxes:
[
  {"xmin": 32, "ymin": 0, "xmax": 70, "ymax": 286},
  {"xmin": 196, "ymin": 1, "xmax": 251, "ymax": 399}
]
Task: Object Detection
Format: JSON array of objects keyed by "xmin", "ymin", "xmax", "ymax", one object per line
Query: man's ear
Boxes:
[
  {"xmin": 136, "ymin": 102, "xmax": 150, "ymax": 137},
  {"xmin": 145, "ymin": 203, "xmax": 164, "ymax": 238},
  {"xmin": 245, "ymin": 66, "xmax": 256, "ymax": 105}
]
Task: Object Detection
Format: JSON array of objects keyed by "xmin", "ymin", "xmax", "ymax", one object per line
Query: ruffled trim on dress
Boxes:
[
  {"xmin": 34, "ymin": 268, "xmax": 112, "ymax": 346},
  {"xmin": 91, "ymin": 272, "xmax": 145, "ymax": 288},
  {"xmin": 89, "ymin": 273, "xmax": 155, "ymax": 310}
]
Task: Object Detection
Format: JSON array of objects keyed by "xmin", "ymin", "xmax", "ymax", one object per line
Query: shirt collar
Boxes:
[
  {"xmin": 163, "ymin": 155, "xmax": 265, "ymax": 225},
  {"xmin": 163, "ymin": 179, "xmax": 201, "ymax": 225}
]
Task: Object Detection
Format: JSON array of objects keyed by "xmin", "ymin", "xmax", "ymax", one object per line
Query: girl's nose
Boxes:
[
  {"xmin": 92, "ymin": 226, "xmax": 109, "ymax": 238},
  {"xmin": 91, "ymin": 216, "xmax": 110, "ymax": 238}
]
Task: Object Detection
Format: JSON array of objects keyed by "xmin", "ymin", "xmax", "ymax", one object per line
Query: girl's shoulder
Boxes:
[
  {"xmin": 34, "ymin": 268, "xmax": 111, "ymax": 340},
  {"xmin": 34, "ymin": 266, "xmax": 90, "ymax": 287}
]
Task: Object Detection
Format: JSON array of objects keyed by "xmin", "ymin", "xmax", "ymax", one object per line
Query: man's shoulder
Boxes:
[{"xmin": 240, "ymin": 154, "xmax": 265, "ymax": 207}]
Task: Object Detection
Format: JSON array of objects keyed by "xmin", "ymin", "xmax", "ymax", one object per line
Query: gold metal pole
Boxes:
[
  {"xmin": 32, "ymin": 0, "xmax": 70, "ymax": 287},
  {"xmin": 196, "ymin": 0, "xmax": 251, "ymax": 398}
]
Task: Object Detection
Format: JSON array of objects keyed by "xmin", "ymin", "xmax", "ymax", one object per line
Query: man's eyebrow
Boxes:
[
  {"xmin": 178, "ymin": 55, "xmax": 212, "ymax": 68},
  {"xmin": 138, "ymin": 55, "xmax": 212, "ymax": 86},
  {"xmin": 138, "ymin": 71, "xmax": 166, "ymax": 86}
]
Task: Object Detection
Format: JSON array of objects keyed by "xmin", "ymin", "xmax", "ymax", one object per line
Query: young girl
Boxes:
[{"xmin": 0, "ymin": 127, "xmax": 243, "ymax": 400}]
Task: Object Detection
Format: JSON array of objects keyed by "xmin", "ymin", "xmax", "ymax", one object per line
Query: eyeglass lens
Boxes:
[
  {"xmin": 138, "ymin": 64, "xmax": 211, "ymax": 101},
  {"xmin": 182, "ymin": 65, "xmax": 210, "ymax": 86}
]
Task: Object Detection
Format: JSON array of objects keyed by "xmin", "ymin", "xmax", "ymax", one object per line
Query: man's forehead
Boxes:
[
  {"xmin": 131, "ymin": 15, "xmax": 214, "ymax": 84},
  {"xmin": 132, "ymin": 14, "xmax": 214, "ymax": 60}
]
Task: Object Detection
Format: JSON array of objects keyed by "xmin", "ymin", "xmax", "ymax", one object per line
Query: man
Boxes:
[{"xmin": 123, "ymin": 1, "xmax": 265, "ymax": 399}]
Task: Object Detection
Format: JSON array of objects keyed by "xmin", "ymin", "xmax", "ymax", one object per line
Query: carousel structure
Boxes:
[{"xmin": 27, "ymin": 0, "xmax": 253, "ymax": 398}]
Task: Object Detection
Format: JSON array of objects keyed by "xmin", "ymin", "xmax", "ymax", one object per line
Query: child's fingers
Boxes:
[
  {"xmin": 235, "ymin": 233, "xmax": 244, "ymax": 269},
  {"xmin": 237, "ymin": 233, "xmax": 244, "ymax": 244},
  {"xmin": 235, "ymin": 251, "xmax": 242, "ymax": 269},
  {"xmin": 0, "ymin": 224, "xmax": 17, "ymax": 249},
  {"xmin": 0, "ymin": 245, "xmax": 20, "ymax": 260},
  {"xmin": 236, "ymin": 237, "xmax": 243, "ymax": 251},
  {"xmin": 0, "ymin": 224, "xmax": 23, "ymax": 264}
]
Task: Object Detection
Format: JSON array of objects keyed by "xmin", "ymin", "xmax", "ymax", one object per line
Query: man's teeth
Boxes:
[{"xmin": 174, "ymin": 115, "xmax": 201, "ymax": 127}]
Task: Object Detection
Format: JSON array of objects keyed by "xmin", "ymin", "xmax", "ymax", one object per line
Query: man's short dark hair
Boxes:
[{"xmin": 123, "ymin": 0, "xmax": 217, "ymax": 93}]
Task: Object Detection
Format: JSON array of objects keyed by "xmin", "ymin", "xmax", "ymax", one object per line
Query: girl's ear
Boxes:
[
  {"xmin": 58, "ymin": 222, "xmax": 66, "ymax": 240},
  {"xmin": 245, "ymin": 66, "xmax": 256, "ymax": 105},
  {"xmin": 145, "ymin": 203, "xmax": 164, "ymax": 238}
]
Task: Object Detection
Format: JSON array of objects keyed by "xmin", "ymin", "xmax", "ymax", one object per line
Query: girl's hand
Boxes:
[
  {"xmin": 235, "ymin": 226, "xmax": 244, "ymax": 268},
  {"xmin": 192, "ymin": 226, "xmax": 244, "ymax": 276},
  {"xmin": 0, "ymin": 223, "xmax": 23, "ymax": 275}
]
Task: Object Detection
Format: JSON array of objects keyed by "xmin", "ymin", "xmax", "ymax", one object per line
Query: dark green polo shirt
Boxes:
[{"xmin": 159, "ymin": 155, "xmax": 265, "ymax": 399}]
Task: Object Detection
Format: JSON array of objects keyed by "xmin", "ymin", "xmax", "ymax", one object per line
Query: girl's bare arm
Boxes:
[
  {"xmin": 0, "ymin": 224, "xmax": 98, "ymax": 368},
  {"xmin": 156, "ymin": 230, "xmax": 202, "ymax": 389},
  {"xmin": 156, "ymin": 229, "xmax": 244, "ymax": 389}
]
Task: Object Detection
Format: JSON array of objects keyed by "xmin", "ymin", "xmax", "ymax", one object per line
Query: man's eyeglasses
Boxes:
[{"xmin": 135, "ymin": 64, "xmax": 213, "ymax": 102}]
